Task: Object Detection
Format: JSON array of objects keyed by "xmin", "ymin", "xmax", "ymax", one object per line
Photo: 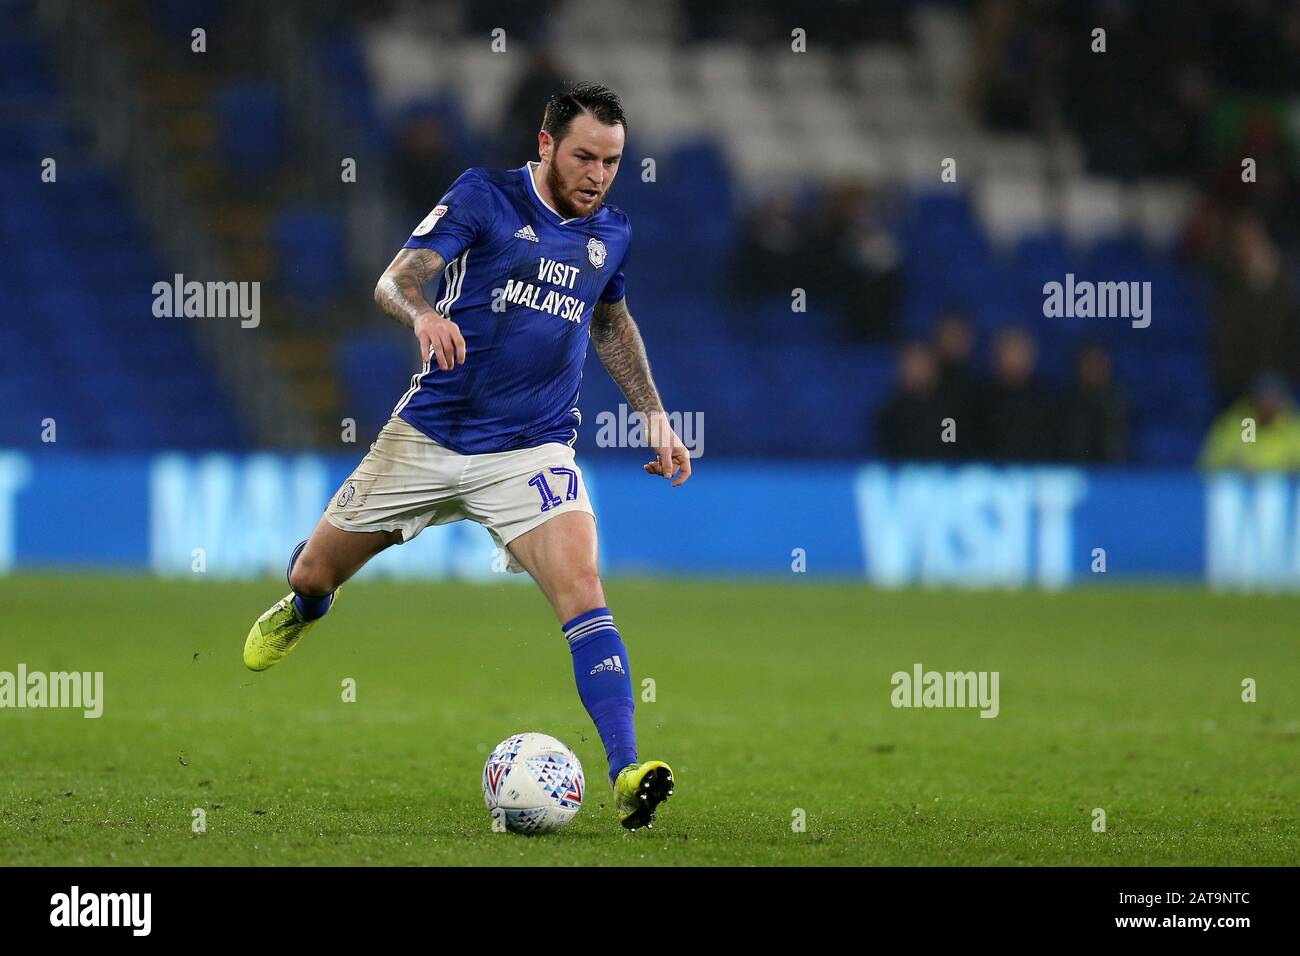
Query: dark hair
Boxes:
[{"xmin": 541, "ymin": 82, "xmax": 628, "ymax": 143}]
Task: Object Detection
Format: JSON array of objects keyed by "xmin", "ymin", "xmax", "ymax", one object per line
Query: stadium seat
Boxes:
[
  {"xmin": 0, "ymin": 32, "xmax": 247, "ymax": 451},
  {"xmin": 216, "ymin": 83, "xmax": 285, "ymax": 178},
  {"xmin": 272, "ymin": 208, "xmax": 348, "ymax": 302},
  {"xmin": 337, "ymin": 331, "xmax": 416, "ymax": 435},
  {"xmin": 1062, "ymin": 178, "xmax": 1130, "ymax": 246}
]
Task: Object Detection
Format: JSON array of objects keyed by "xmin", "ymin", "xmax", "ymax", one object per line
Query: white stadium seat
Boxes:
[
  {"xmin": 976, "ymin": 175, "xmax": 1049, "ymax": 246},
  {"xmin": 363, "ymin": 27, "xmax": 444, "ymax": 108},
  {"xmin": 851, "ymin": 45, "xmax": 917, "ymax": 94},
  {"xmin": 1061, "ymin": 177, "xmax": 1129, "ymax": 244},
  {"xmin": 688, "ymin": 42, "xmax": 757, "ymax": 93},
  {"xmin": 452, "ymin": 41, "xmax": 523, "ymax": 133},
  {"xmin": 1133, "ymin": 179, "xmax": 1194, "ymax": 248},
  {"xmin": 974, "ymin": 135, "xmax": 1048, "ymax": 181}
]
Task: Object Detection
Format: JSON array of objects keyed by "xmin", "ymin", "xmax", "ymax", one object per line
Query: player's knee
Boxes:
[
  {"xmin": 560, "ymin": 569, "xmax": 605, "ymax": 615},
  {"xmin": 289, "ymin": 551, "xmax": 337, "ymax": 598}
]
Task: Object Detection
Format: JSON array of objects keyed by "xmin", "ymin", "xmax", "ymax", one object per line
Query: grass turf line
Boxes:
[{"xmin": 0, "ymin": 575, "xmax": 1295, "ymax": 865}]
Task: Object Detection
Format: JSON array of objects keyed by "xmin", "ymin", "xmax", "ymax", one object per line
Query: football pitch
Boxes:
[{"xmin": 0, "ymin": 574, "xmax": 1294, "ymax": 866}]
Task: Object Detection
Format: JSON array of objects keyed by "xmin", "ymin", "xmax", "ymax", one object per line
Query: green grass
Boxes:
[{"xmin": 0, "ymin": 574, "xmax": 1295, "ymax": 866}]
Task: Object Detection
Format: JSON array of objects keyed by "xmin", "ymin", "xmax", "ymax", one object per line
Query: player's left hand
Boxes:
[{"xmin": 642, "ymin": 411, "xmax": 692, "ymax": 487}]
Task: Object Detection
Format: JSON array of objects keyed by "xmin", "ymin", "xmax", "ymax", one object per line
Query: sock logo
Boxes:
[{"xmin": 589, "ymin": 655, "xmax": 624, "ymax": 676}]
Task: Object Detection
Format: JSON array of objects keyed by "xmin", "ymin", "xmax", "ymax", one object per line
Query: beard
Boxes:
[{"xmin": 546, "ymin": 160, "xmax": 601, "ymax": 219}]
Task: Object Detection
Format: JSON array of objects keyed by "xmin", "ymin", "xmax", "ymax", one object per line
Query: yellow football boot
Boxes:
[
  {"xmin": 242, "ymin": 590, "xmax": 335, "ymax": 671},
  {"xmin": 613, "ymin": 760, "xmax": 674, "ymax": 830}
]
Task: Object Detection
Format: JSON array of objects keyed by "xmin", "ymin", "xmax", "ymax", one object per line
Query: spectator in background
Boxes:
[
  {"xmin": 809, "ymin": 183, "xmax": 902, "ymax": 342},
  {"xmin": 1204, "ymin": 213, "xmax": 1300, "ymax": 409},
  {"xmin": 727, "ymin": 190, "xmax": 807, "ymax": 335},
  {"xmin": 1053, "ymin": 1, "xmax": 1152, "ymax": 179},
  {"xmin": 1063, "ymin": 343, "xmax": 1129, "ymax": 463},
  {"xmin": 874, "ymin": 341, "xmax": 951, "ymax": 460},
  {"xmin": 966, "ymin": 0, "xmax": 1057, "ymax": 134},
  {"xmin": 729, "ymin": 185, "xmax": 902, "ymax": 344},
  {"xmin": 979, "ymin": 327, "xmax": 1058, "ymax": 461},
  {"xmin": 932, "ymin": 311, "xmax": 977, "ymax": 416},
  {"xmin": 498, "ymin": 49, "xmax": 566, "ymax": 164},
  {"xmin": 679, "ymin": 0, "xmax": 908, "ymax": 46},
  {"xmin": 390, "ymin": 109, "xmax": 458, "ymax": 220},
  {"xmin": 1179, "ymin": 102, "xmax": 1292, "ymax": 235},
  {"xmin": 1200, "ymin": 372, "xmax": 1300, "ymax": 471}
]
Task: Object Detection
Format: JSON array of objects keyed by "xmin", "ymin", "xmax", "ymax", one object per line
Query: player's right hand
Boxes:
[
  {"xmin": 415, "ymin": 311, "xmax": 467, "ymax": 371},
  {"xmin": 642, "ymin": 411, "xmax": 692, "ymax": 487}
]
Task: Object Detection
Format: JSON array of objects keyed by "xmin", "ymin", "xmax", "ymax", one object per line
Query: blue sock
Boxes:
[
  {"xmin": 563, "ymin": 607, "xmax": 636, "ymax": 783},
  {"xmin": 286, "ymin": 539, "xmax": 334, "ymax": 622}
]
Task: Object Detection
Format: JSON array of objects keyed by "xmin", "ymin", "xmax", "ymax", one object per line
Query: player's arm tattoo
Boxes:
[
  {"xmin": 590, "ymin": 298, "xmax": 664, "ymax": 417},
  {"xmin": 373, "ymin": 248, "xmax": 447, "ymax": 329}
]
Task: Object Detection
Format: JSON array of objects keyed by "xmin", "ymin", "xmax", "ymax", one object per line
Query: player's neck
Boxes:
[
  {"xmin": 531, "ymin": 160, "xmax": 560, "ymax": 212},
  {"xmin": 530, "ymin": 160, "xmax": 593, "ymax": 222}
]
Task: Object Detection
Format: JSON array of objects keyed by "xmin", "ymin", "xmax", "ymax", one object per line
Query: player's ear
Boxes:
[{"xmin": 537, "ymin": 129, "xmax": 552, "ymax": 163}]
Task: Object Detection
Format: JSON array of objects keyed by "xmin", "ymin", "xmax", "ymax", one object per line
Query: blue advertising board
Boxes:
[{"xmin": 0, "ymin": 449, "xmax": 1293, "ymax": 589}]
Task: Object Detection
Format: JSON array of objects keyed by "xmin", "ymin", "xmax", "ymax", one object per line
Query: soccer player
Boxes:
[{"xmin": 242, "ymin": 83, "xmax": 690, "ymax": 830}]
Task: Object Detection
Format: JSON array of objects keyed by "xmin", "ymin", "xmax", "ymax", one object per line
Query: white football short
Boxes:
[{"xmin": 324, "ymin": 417, "xmax": 594, "ymax": 573}]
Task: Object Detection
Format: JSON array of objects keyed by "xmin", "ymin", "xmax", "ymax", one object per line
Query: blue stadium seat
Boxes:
[
  {"xmin": 336, "ymin": 331, "xmax": 417, "ymax": 435},
  {"xmin": 216, "ymin": 83, "xmax": 284, "ymax": 178},
  {"xmin": 272, "ymin": 208, "xmax": 348, "ymax": 302},
  {"xmin": 324, "ymin": 37, "xmax": 398, "ymax": 153}
]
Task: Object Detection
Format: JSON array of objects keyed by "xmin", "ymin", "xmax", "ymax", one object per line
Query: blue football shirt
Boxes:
[{"xmin": 393, "ymin": 162, "xmax": 632, "ymax": 454}]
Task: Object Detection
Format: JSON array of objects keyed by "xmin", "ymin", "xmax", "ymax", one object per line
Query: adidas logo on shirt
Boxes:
[
  {"xmin": 590, "ymin": 655, "xmax": 625, "ymax": 676},
  {"xmin": 514, "ymin": 224, "xmax": 539, "ymax": 242}
]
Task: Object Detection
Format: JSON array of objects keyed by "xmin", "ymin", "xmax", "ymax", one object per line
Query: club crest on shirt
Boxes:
[
  {"xmin": 586, "ymin": 237, "xmax": 607, "ymax": 268},
  {"xmin": 412, "ymin": 204, "xmax": 448, "ymax": 236}
]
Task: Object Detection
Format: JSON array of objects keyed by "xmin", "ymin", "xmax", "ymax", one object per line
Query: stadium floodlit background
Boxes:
[
  {"xmin": 0, "ymin": 0, "xmax": 1296, "ymax": 870},
  {"xmin": 4, "ymin": 0, "xmax": 1300, "ymax": 584}
]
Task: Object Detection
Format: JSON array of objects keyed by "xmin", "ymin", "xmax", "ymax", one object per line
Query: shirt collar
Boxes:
[{"xmin": 522, "ymin": 161, "xmax": 585, "ymax": 226}]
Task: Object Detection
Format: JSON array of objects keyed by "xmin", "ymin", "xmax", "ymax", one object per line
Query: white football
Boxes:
[{"xmin": 482, "ymin": 732, "xmax": 585, "ymax": 834}]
